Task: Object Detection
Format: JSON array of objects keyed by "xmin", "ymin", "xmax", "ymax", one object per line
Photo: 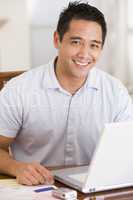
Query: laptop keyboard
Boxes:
[{"xmin": 68, "ymin": 172, "xmax": 87, "ymax": 183}]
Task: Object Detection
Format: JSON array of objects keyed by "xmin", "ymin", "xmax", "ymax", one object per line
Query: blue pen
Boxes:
[{"xmin": 34, "ymin": 186, "xmax": 54, "ymax": 193}]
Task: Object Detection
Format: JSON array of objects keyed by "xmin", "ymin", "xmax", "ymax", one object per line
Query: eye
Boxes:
[
  {"xmin": 71, "ymin": 40, "xmax": 81, "ymax": 45},
  {"xmin": 90, "ymin": 43, "xmax": 100, "ymax": 49}
]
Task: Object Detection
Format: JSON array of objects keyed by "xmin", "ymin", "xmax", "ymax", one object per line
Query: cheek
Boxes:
[
  {"xmin": 64, "ymin": 43, "xmax": 80, "ymax": 53},
  {"xmin": 93, "ymin": 50, "xmax": 102, "ymax": 60},
  {"xmin": 60, "ymin": 47, "xmax": 77, "ymax": 58}
]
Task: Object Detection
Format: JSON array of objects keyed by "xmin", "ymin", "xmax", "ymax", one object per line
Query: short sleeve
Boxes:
[
  {"xmin": 0, "ymin": 80, "xmax": 23, "ymax": 137},
  {"xmin": 114, "ymin": 82, "xmax": 133, "ymax": 122}
]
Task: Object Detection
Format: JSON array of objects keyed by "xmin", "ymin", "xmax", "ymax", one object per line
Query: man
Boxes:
[{"xmin": 0, "ymin": 2, "xmax": 132, "ymax": 186}]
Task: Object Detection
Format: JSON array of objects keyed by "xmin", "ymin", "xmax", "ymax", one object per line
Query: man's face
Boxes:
[{"xmin": 54, "ymin": 19, "xmax": 103, "ymax": 80}]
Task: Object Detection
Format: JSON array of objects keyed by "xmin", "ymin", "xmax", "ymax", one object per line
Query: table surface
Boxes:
[{"xmin": 1, "ymin": 174, "xmax": 133, "ymax": 200}]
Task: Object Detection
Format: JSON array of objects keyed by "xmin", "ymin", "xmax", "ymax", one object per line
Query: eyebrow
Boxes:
[
  {"xmin": 70, "ymin": 37, "xmax": 102, "ymax": 44},
  {"xmin": 92, "ymin": 40, "xmax": 102, "ymax": 44},
  {"xmin": 70, "ymin": 37, "xmax": 82, "ymax": 40}
]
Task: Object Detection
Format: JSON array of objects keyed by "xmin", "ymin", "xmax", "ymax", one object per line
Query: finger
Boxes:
[
  {"xmin": 34, "ymin": 163, "xmax": 54, "ymax": 184},
  {"xmin": 17, "ymin": 174, "xmax": 33, "ymax": 186},
  {"xmin": 38, "ymin": 166, "xmax": 54, "ymax": 184},
  {"xmin": 27, "ymin": 165, "xmax": 45, "ymax": 184},
  {"xmin": 23, "ymin": 169, "xmax": 41, "ymax": 185}
]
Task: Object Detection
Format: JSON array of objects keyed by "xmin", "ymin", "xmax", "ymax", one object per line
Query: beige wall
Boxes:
[{"xmin": 0, "ymin": 0, "xmax": 31, "ymax": 71}]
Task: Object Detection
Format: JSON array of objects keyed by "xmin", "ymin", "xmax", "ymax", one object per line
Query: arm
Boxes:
[
  {"xmin": 0, "ymin": 135, "xmax": 54, "ymax": 185},
  {"xmin": 0, "ymin": 80, "xmax": 54, "ymax": 186}
]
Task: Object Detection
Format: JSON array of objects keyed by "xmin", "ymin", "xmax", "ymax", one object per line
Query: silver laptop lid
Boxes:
[{"xmin": 83, "ymin": 122, "xmax": 133, "ymax": 193}]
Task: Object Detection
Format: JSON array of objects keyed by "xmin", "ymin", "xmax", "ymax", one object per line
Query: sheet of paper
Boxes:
[
  {"xmin": 0, "ymin": 179, "xmax": 58, "ymax": 200},
  {"xmin": 34, "ymin": 192, "xmax": 59, "ymax": 200}
]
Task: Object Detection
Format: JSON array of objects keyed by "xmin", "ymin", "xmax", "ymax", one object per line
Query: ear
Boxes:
[{"xmin": 53, "ymin": 31, "xmax": 61, "ymax": 49}]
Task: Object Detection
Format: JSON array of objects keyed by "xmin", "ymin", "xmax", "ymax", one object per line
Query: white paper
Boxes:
[{"xmin": 0, "ymin": 179, "xmax": 58, "ymax": 200}]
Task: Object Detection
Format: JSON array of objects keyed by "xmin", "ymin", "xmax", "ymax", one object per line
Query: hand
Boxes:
[{"xmin": 16, "ymin": 162, "xmax": 54, "ymax": 186}]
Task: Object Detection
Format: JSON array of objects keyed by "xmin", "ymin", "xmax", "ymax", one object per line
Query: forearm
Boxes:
[
  {"xmin": 0, "ymin": 148, "xmax": 54, "ymax": 185},
  {"xmin": 0, "ymin": 148, "xmax": 23, "ymax": 177}
]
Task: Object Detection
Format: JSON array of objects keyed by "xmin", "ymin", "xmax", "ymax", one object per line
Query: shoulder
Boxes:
[
  {"xmin": 3, "ymin": 61, "xmax": 53, "ymax": 91},
  {"xmin": 93, "ymin": 68, "xmax": 133, "ymax": 121},
  {"xmin": 94, "ymin": 67, "xmax": 126, "ymax": 91},
  {"xmin": 91, "ymin": 67, "xmax": 131, "ymax": 106}
]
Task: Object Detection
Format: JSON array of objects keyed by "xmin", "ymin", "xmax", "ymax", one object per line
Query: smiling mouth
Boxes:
[{"xmin": 73, "ymin": 60, "xmax": 91, "ymax": 67}]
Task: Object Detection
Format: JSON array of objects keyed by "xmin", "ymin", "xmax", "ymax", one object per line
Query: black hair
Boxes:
[{"xmin": 57, "ymin": 1, "xmax": 107, "ymax": 45}]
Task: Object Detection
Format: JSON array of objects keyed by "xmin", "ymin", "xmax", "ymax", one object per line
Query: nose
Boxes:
[{"xmin": 77, "ymin": 44, "xmax": 90, "ymax": 58}]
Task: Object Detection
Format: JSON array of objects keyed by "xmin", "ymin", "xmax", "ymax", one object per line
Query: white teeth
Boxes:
[{"xmin": 75, "ymin": 61, "xmax": 89, "ymax": 66}]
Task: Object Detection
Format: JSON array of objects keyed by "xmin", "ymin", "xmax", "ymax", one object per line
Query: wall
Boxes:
[
  {"xmin": 0, "ymin": 0, "xmax": 31, "ymax": 71},
  {"xmin": 29, "ymin": 0, "xmax": 69, "ymax": 67},
  {"xmin": 30, "ymin": 25, "xmax": 57, "ymax": 67}
]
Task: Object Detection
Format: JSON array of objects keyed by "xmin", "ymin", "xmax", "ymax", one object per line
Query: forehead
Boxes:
[{"xmin": 65, "ymin": 19, "xmax": 102, "ymax": 41}]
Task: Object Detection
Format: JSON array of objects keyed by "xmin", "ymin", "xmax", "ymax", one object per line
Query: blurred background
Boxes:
[{"xmin": 0, "ymin": 0, "xmax": 133, "ymax": 95}]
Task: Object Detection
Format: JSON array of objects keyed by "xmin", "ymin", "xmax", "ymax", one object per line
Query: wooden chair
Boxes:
[{"xmin": 0, "ymin": 71, "xmax": 25, "ymax": 90}]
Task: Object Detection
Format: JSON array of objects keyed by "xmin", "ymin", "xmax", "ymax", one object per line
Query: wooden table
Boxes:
[{"xmin": 1, "ymin": 174, "xmax": 133, "ymax": 200}]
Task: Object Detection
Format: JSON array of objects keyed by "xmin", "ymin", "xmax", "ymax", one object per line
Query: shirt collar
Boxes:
[
  {"xmin": 43, "ymin": 59, "xmax": 62, "ymax": 90},
  {"xmin": 84, "ymin": 67, "xmax": 100, "ymax": 90},
  {"xmin": 43, "ymin": 59, "xmax": 99, "ymax": 90}
]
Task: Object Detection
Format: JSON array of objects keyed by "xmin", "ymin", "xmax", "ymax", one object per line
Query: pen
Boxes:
[{"xmin": 34, "ymin": 186, "xmax": 54, "ymax": 193}]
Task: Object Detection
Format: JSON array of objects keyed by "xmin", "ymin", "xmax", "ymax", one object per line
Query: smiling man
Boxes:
[{"xmin": 0, "ymin": 1, "xmax": 132, "ymax": 186}]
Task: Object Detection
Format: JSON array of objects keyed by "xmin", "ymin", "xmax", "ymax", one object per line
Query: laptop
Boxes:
[{"xmin": 52, "ymin": 122, "xmax": 133, "ymax": 193}]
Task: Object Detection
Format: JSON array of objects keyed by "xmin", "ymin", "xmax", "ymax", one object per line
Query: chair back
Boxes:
[{"xmin": 0, "ymin": 71, "xmax": 25, "ymax": 90}]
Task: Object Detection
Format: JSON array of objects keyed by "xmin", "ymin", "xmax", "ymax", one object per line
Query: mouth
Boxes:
[{"xmin": 73, "ymin": 59, "xmax": 92, "ymax": 67}]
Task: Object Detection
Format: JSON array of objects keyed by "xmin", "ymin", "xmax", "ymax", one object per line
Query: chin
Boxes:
[
  {"xmin": 72, "ymin": 72, "xmax": 89, "ymax": 80},
  {"xmin": 75, "ymin": 69, "xmax": 90, "ymax": 78}
]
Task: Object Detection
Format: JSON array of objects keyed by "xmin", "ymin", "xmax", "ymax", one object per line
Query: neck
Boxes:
[{"xmin": 55, "ymin": 60, "xmax": 87, "ymax": 95}]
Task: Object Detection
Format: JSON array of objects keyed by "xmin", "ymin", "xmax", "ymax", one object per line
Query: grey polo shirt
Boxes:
[{"xmin": 0, "ymin": 60, "xmax": 133, "ymax": 166}]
